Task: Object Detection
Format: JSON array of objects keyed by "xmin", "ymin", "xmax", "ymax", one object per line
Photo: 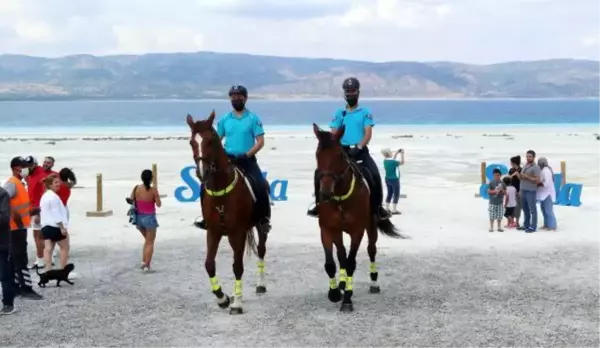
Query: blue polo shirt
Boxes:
[
  {"xmin": 216, "ymin": 109, "xmax": 265, "ymax": 156},
  {"xmin": 329, "ymin": 106, "xmax": 375, "ymax": 146}
]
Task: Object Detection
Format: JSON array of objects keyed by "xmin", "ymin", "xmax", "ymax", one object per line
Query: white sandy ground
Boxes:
[{"xmin": 0, "ymin": 124, "xmax": 599, "ymax": 347}]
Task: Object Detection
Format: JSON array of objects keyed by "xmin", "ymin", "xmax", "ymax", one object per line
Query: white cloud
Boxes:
[{"xmin": 0, "ymin": 0, "xmax": 597, "ymax": 63}]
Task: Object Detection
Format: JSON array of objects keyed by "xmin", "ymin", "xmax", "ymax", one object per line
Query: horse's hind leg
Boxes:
[
  {"xmin": 321, "ymin": 228, "xmax": 341, "ymax": 303},
  {"xmin": 256, "ymin": 229, "xmax": 267, "ymax": 294},
  {"xmin": 340, "ymin": 228, "xmax": 365, "ymax": 312},
  {"xmin": 205, "ymin": 231, "xmax": 230, "ymax": 309},
  {"xmin": 228, "ymin": 231, "xmax": 246, "ymax": 315},
  {"xmin": 366, "ymin": 222, "xmax": 380, "ymax": 294}
]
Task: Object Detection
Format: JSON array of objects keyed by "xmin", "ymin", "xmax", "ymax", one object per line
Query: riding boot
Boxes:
[
  {"xmin": 194, "ymin": 187, "xmax": 207, "ymax": 230},
  {"xmin": 307, "ymin": 169, "xmax": 320, "ymax": 217},
  {"xmin": 256, "ymin": 180, "xmax": 272, "ymax": 234}
]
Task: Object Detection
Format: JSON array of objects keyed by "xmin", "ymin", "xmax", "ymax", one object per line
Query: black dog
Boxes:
[{"xmin": 36, "ymin": 264, "xmax": 75, "ymax": 288}]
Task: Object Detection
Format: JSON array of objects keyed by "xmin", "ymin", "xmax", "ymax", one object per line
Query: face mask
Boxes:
[
  {"xmin": 231, "ymin": 100, "xmax": 245, "ymax": 112},
  {"xmin": 20, "ymin": 167, "xmax": 30, "ymax": 178},
  {"xmin": 345, "ymin": 94, "xmax": 358, "ymax": 107}
]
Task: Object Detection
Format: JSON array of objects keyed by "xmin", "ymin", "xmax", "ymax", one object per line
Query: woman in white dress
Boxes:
[{"xmin": 39, "ymin": 174, "xmax": 71, "ymax": 272}]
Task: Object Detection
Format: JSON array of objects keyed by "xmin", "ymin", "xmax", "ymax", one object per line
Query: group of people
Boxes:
[
  {"xmin": 487, "ymin": 150, "xmax": 557, "ymax": 233},
  {"xmin": 0, "ymin": 155, "xmax": 76, "ymax": 315}
]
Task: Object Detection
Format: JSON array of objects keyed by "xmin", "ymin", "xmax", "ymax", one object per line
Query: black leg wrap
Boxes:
[{"xmin": 370, "ymin": 271, "xmax": 378, "ymax": 282}]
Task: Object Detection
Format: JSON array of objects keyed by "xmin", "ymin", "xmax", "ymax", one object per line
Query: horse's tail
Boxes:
[
  {"xmin": 376, "ymin": 218, "xmax": 409, "ymax": 239},
  {"xmin": 246, "ymin": 229, "xmax": 259, "ymax": 257}
]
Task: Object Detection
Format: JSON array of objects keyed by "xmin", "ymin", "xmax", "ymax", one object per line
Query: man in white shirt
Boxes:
[{"xmin": 537, "ymin": 157, "xmax": 557, "ymax": 231}]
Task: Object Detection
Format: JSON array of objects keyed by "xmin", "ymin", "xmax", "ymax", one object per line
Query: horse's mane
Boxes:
[{"xmin": 315, "ymin": 129, "xmax": 338, "ymax": 149}]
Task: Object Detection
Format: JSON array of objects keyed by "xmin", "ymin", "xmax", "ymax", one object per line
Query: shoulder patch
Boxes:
[{"xmin": 366, "ymin": 113, "xmax": 373, "ymax": 119}]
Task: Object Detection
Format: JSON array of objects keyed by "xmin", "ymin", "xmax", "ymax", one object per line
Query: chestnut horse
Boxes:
[
  {"xmin": 312, "ymin": 123, "xmax": 407, "ymax": 312},
  {"xmin": 187, "ymin": 111, "xmax": 268, "ymax": 315}
]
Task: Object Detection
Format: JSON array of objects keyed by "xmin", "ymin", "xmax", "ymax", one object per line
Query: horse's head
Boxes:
[
  {"xmin": 312, "ymin": 123, "xmax": 348, "ymax": 201},
  {"xmin": 186, "ymin": 111, "xmax": 229, "ymax": 182}
]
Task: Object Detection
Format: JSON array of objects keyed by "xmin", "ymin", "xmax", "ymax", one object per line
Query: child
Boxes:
[
  {"xmin": 487, "ymin": 168, "xmax": 506, "ymax": 232},
  {"xmin": 503, "ymin": 177, "xmax": 517, "ymax": 228}
]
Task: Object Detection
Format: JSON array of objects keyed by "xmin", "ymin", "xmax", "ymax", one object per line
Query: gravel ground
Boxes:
[{"xmin": 0, "ymin": 237, "xmax": 598, "ymax": 347}]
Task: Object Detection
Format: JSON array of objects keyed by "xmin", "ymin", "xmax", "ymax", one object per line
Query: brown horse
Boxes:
[
  {"xmin": 312, "ymin": 123, "xmax": 407, "ymax": 312},
  {"xmin": 186, "ymin": 111, "xmax": 268, "ymax": 315}
]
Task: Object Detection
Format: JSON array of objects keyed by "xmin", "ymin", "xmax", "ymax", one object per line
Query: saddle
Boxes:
[{"xmin": 347, "ymin": 157, "xmax": 372, "ymax": 194}]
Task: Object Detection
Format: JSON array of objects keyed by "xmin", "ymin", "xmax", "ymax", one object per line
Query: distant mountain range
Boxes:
[{"xmin": 0, "ymin": 52, "xmax": 598, "ymax": 100}]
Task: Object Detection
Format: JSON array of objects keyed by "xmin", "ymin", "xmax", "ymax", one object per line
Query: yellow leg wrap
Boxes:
[
  {"xmin": 339, "ymin": 268, "xmax": 347, "ymax": 282},
  {"xmin": 346, "ymin": 276, "xmax": 354, "ymax": 291},
  {"xmin": 257, "ymin": 260, "xmax": 265, "ymax": 274},
  {"xmin": 234, "ymin": 279, "xmax": 243, "ymax": 297},
  {"xmin": 209, "ymin": 277, "xmax": 220, "ymax": 291},
  {"xmin": 370, "ymin": 262, "xmax": 377, "ymax": 273},
  {"xmin": 329, "ymin": 278, "xmax": 338, "ymax": 289}
]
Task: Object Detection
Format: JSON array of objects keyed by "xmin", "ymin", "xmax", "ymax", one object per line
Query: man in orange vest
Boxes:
[{"xmin": 2, "ymin": 157, "xmax": 43, "ymax": 300}]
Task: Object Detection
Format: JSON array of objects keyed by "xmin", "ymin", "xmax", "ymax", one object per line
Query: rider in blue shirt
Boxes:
[
  {"xmin": 195, "ymin": 85, "xmax": 271, "ymax": 232},
  {"xmin": 307, "ymin": 77, "xmax": 391, "ymax": 220}
]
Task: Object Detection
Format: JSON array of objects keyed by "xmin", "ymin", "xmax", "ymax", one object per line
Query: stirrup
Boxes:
[{"xmin": 193, "ymin": 217, "xmax": 207, "ymax": 230}]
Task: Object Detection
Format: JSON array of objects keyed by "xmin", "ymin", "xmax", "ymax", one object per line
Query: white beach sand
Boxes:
[{"xmin": 0, "ymin": 124, "xmax": 598, "ymax": 347}]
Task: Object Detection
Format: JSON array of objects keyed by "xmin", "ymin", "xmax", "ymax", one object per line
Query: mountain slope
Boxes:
[{"xmin": 0, "ymin": 52, "xmax": 597, "ymax": 100}]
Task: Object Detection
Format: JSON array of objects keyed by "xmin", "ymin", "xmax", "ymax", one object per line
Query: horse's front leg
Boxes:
[
  {"xmin": 256, "ymin": 229, "xmax": 268, "ymax": 294},
  {"xmin": 321, "ymin": 228, "xmax": 342, "ymax": 303},
  {"xmin": 340, "ymin": 227, "xmax": 366, "ymax": 312},
  {"xmin": 228, "ymin": 230, "xmax": 246, "ymax": 315},
  {"xmin": 205, "ymin": 230, "xmax": 229, "ymax": 309}
]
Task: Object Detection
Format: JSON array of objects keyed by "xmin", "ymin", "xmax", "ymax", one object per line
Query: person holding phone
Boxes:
[{"xmin": 381, "ymin": 148, "xmax": 405, "ymax": 214}]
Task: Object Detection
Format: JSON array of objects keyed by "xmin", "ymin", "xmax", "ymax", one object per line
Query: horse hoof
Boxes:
[
  {"xmin": 339, "ymin": 281, "xmax": 346, "ymax": 291},
  {"xmin": 229, "ymin": 307, "xmax": 244, "ymax": 315},
  {"xmin": 369, "ymin": 285, "xmax": 381, "ymax": 294},
  {"xmin": 256, "ymin": 285, "xmax": 267, "ymax": 294},
  {"xmin": 340, "ymin": 302, "xmax": 354, "ymax": 312},
  {"xmin": 217, "ymin": 295, "xmax": 231, "ymax": 309},
  {"xmin": 328, "ymin": 288, "xmax": 342, "ymax": 303}
]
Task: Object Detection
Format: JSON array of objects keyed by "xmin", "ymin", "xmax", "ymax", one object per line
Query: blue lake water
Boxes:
[{"xmin": 0, "ymin": 99, "xmax": 597, "ymax": 133}]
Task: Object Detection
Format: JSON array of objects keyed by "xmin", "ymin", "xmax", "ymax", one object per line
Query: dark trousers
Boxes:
[
  {"xmin": 385, "ymin": 178, "xmax": 400, "ymax": 204},
  {"xmin": 313, "ymin": 146, "xmax": 384, "ymax": 212},
  {"xmin": 10, "ymin": 229, "xmax": 32, "ymax": 290},
  {"xmin": 200, "ymin": 156, "xmax": 271, "ymax": 222},
  {"xmin": 0, "ymin": 248, "xmax": 15, "ymax": 306}
]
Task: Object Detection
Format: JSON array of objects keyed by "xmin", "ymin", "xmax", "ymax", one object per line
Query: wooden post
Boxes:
[
  {"xmin": 475, "ymin": 161, "xmax": 487, "ymax": 197},
  {"xmin": 560, "ymin": 160, "xmax": 566, "ymax": 186},
  {"xmin": 480, "ymin": 161, "xmax": 487, "ymax": 184},
  {"xmin": 86, "ymin": 173, "xmax": 113, "ymax": 217},
  {"xmin": 152, "ymin": 163, "xmax": 168, "ymax": 198}
]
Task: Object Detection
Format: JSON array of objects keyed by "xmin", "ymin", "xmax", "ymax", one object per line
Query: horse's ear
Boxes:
[
  {"xmin": 186, "ymin": 114, "xmax": 195, "ymax": 129},
  {"xmin": 333, "ymin": 125, "xmax": 345, "ymax": 142},
  {"xmin": 312, "ymin": 123, "xmax": 320, "ymax": 137},
  {"xmin": 208, "ymin": 110, "xmax": 216, "ymax": 125}
]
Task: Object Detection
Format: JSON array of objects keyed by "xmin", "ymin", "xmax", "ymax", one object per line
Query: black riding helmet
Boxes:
[
  {"xmin": 229, "ymin": 85, "xmax": 248, "ymax": 98},
  {"xmin": 342, "ymin": 77, "xmax": 360, "ymax": 91}
]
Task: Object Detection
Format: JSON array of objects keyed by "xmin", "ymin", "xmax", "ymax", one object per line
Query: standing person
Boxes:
[
  {"xmin": 537, "ymin": 157, "xmax": 557, "ymax": 231},
  {"xmin": 503, "ymin": 177, "xmax": 517, "ymax": 228},
  {"xmin": 508, "ymin": 156, "xmax": 523, "ymax": 229},
  {"xmin": 0, "ymin": 186, "xmax": 16, "ymax": 314},
  {"xmin": 487, "ymin": 168, "xmax": 506, "ymax": 232},
  {"xmin": 307, "ymin": 77, "xmax": 391, "ymax": 220},
  {"xmin": 194, "ymin": 85, "xmax": 271, "ymax": 233},
  {"xmin": 3, "ymin": 157, "xmax": 43, "ymax": 300},
  {"xmin": 381, "ymin": 148, "xmax": 405, "ymax": 214},
  {"xmin": 24, "ymin": 156, "xmax": 47, "ymax": 270},
  {"xmin": 129, "ymin": 170, "xmax": 162, "ymax": 272},
  {"xmin": 39, "ymin": 174, "xmax": 71, "ymax": 273},
  {"xmin": 518, "ymin": 150, "xmax": 541, "ymax": 233}
]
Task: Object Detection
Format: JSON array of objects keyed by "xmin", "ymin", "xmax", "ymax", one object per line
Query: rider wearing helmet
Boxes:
[
  {"xmin": 195, "ymin": 85, "xmax": 271, "ymax": 233},
  {"xmin": 307, "ymin": 77, "xmax": 391, "ymax": 220}
]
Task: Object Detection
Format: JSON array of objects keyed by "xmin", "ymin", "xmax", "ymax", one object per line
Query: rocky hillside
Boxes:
[{"xmin": 0, "ymin": 52, "xmax": 597, "ymax": 100}]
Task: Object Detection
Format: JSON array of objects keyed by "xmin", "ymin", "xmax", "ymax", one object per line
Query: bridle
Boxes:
[
  {"xmin": 315, "ymin": 150, "xmax": 358, "ymax": 202},
  {"xmin": 193, "ymin": 129, "xmax": 236, "ymax": 193}
]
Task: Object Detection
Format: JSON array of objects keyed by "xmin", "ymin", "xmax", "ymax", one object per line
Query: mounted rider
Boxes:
[
  {"xmin": 307, "ymin": 77, "xmax": 391, "ymax": 220},
  {"xmin": 195, "ymin": 85, "xmax": 271, "ymax": 232}
]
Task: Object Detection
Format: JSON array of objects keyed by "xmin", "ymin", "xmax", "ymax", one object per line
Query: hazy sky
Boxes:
[{"xmin": 0, "ymin": 0, "xmax": 598, "ymax": 63}]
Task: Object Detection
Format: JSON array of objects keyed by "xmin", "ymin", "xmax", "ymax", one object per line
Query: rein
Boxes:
[
  {"xmin": 193, "ymin": 129, "xmax": 237, "ymax": 198},
  {"xmin": 316, "ymin": 152, "xmax": 358, "ymax": 202}
]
